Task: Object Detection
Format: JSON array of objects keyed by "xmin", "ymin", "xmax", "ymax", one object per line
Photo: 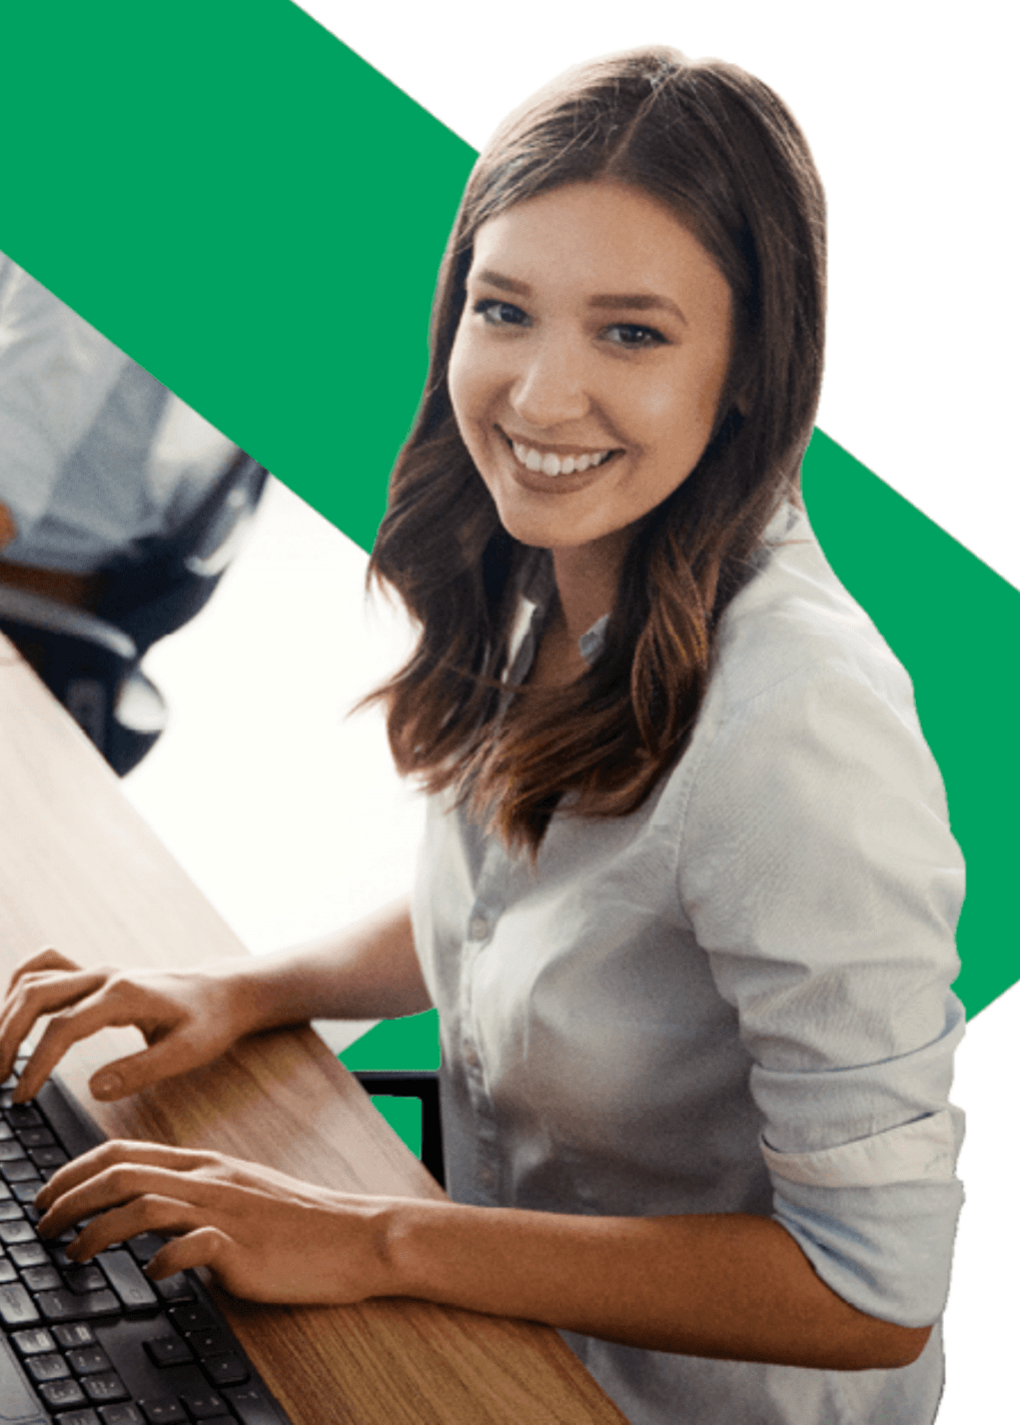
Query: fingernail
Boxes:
[{"xmin": 92, "ymin": 1072, "xmax": 121, "ymax": 1100}]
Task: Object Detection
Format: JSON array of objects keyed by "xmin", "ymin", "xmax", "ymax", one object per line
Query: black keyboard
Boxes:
[{"xmin": 0, "ymin": 1061, "xmax": 291, "ymax": 1425}]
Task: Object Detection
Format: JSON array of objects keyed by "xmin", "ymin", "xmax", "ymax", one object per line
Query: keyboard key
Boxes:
[
  {"xmin": 187, "ymin": 1328, "xmax": 229, "ymax": 1356},
  {"xmin": 65, "ymin": 1264, "xmax": 109, "ymax": 1294},
  {"xmin": 39, "ymin": 1375, "xmax": 88, "ymax": 1406},
  {"xmin": 0, "ymin": 1199, "xmax": 25, "ymax": 1223},
  {"xmin": 127, "ymin": 1233, "xmax": 165, "ymax": 1263},
  {"xmin": 25, "ymin": 1348, "xmax": 71, "ymax": 1382},
  {"xmin": 36, "ymin": 1286, "xmax": 121, "ymax": 1321},
  {"xmin": 137, "ymin": 1400, "xmax": 188, "ymax": 1423},
  {"xmin": 99, "ymin": 1407, "xmax": 146, "ymax": 1425},
  {"xmin": 144, "ymin": 1334, "xmax": 194, "ymax": 1367},
  {"xmin": 202, "ymin": 1352, "xmax": 249, "ymax": 1387},
  {"xmin": 9, "ymin": 1239, "xmax": 49, "ymax": 1266},
  {"xmin": 153, "ymin": 1273, "xmax": 194, "ymax": 1304},
  {"xmin": 54, "ymin": 1322, "xmax": 97, "ymax": 1349},
  {"xmin": 2, "ymin": 1158, "xmax": 41, "ymax": 1182},
  {"xmin": 223, "ymin": 1385, "xmax": 283, "ymax": 1425},
  {"xmin": 51, "ymin": 1410, "xmax": 101, "ymax": 1425},
  {"xmin": 99, "ymin": 1407, "xmax": 145, "ymax": 1425},
  {"xmin": 12, "ymin": 1178, "xmax": 44, "ymax": 1201},
  {"xmin": 17, "ymin": 1126, "xmax": 55, "ymax": 1147},
  {"xmin": 0, "ymin": 1258, "xmax": 17, "ymax": 1284},
  {"xmin": 6, "ymin": 1104, "xmax": 43, "ymax": 1128},
  {"xmin": 0, "ymin": 1218, "xmax": 36, "ymax": 1243},
  {"xmin": 21, "ymin": 1263, "xmax": 62, "ymax": 1290},
  {"xmin": 0, "ymin": 1120, "xmax": 14, "ymax": 1140},
  {"xmin": 29, "ymin": 1144, "xmax": 69, "ymax": 1168},
  {"xmin": 0, "ymin": 1280, "xmax": 39, "ymax": 1326},
  {"xmin": 100, "ymin": 1250, "xmax": 159, "ymax": 1312},
  {"xmin": 0, "ymin": 1140, "xmax": 28, "ymax": 1162},
  {"xmin": 178, "ymin": 1390, "xmax": 228, "ymax": 1419},
  {"xmin": 84, "ymin": 1371, "xmax": 131, "ymax": 1403},
  {"xmin": 168, "ymin": 1303, "xmax": 216, "ymax": 1333},
  {"xmin": 68, "ymin": 1344, "xmax": 112, "ymax": 1374},
  {"xmin": 11, "ymin": 1324, "xmax": 56, "ymax": 1354}
]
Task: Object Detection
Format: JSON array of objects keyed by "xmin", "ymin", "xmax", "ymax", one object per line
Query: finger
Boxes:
[
  {"xmin": 69, "ymin": 1194, "xmax": 208, "ymax": 1262},
  {"xmin": 0, "ymin": 970, "xmax": 106, "ymax": 1088},
  {"xmin": 37, "ymin": 1139, "xmax": 221, "ymax": 1217},
  {"xmin": 144, "ymin": 1225, "xmax": 231, "ymax": 1280},
  {"xmin": 12, "ymin": 983, "xmax": 132, "ymax": 1101},
  {"xmin": 4, "ymin": 948, "xmax": 82, "ymax": 997},
  {"xmin": 88, "ymin": 1028, "xmax": 218, "ymax": 1102}
]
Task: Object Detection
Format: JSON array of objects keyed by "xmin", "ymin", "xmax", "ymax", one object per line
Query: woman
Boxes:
[{"xmin": 0, "ymin": 48, "xmax": 963, "ymax": 1425}]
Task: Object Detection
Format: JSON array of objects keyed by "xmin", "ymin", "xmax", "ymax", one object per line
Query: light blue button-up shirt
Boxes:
[{"xmin": 412, "ymin": 506, "xmax": 965, "ymax": 1425}]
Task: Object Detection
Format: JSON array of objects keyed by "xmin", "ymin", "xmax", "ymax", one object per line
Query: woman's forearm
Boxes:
[
  {"xmin": 378, "ymin": 1201, "xmax": 931, "ymax": 1372},
  {"xmin": 225, "ymin": 895, "xmax": 432, "ymax": 1036}
]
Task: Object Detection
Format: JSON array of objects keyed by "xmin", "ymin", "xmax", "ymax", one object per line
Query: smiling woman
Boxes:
[
  {"xmin": 450, "ymin": 182, "xmax": 733, "ymax": 557},
  {"xmin": 0, "ymin": 45, "xmax": 962, "ymax": 1425}
]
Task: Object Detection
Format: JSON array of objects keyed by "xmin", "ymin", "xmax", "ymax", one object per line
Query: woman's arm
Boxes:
[
  {"xmin": 34, "ymin": 1142, "xmax": 929, "ymax": 1372},
  {"xmin": 384, "ymin": 1198, "xmax": 931, "ymax": 1370},
  {"xmin": 0, "ymin": 896, "xmax": 429, "ymax": 1101},
  {"xmin": 217, "ymin": 895, "xmax": 431, "ymax": 1031}
]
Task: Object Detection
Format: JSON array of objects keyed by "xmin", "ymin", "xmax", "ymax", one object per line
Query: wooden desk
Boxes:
[{"xmin": 0, "ymin": 634, "xmax": 626, "ymax": 1425}]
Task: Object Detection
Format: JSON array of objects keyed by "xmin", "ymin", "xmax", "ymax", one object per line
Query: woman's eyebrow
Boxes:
[
  {"xmin": 473, "ymin": 269, "xmax": 531, "ymax": 296},
  {"xmin": 588, "ymin": 293, "xmax": 688, "ymax": 325},
  {"xmin": 472, "ymin": 270, "xmax": 687, "ymax": 326}
]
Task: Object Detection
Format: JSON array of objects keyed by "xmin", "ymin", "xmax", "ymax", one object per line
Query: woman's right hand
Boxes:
[{"xmin": 0, "ymin": 948, "xmax": 252, "ymax": 1104}]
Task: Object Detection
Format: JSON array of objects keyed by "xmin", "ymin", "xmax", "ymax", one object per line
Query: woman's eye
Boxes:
[
  {"xmin": 604, "ymin": 323, "xmax": 667, "ymax": 348},
  {"xmin": 474, "ymin": 299, "xmax": 531, "ymax": 328}
]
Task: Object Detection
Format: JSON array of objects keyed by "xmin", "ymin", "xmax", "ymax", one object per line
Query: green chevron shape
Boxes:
[{"xmin": 2, "ymin": 1, "xmax": 1016, "ymax": 1032}]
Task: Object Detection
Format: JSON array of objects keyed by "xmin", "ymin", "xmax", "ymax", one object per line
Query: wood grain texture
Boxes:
[{"xmin": 0, "ymin": 636, "xmax": 627, "ymax": 1424}]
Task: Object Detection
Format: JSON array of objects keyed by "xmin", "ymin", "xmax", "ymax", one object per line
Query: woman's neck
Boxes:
[
  {"xmin": 527, "ymin": 534, "xmax": 627, "ymax": 691},
  {"xmin": 550, "ymin": 533, "xmax": 627, "ymax": 647}
]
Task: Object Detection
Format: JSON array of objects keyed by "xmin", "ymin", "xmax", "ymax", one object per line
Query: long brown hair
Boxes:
[{"xmin": 366, "ymin": 47, "xmax": 826, "ymax": 853}]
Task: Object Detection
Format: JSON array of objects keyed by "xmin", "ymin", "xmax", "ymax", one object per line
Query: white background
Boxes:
[{"xmin": 121, "ymin": 3, "xmax": 1018, "ymax": 1418}]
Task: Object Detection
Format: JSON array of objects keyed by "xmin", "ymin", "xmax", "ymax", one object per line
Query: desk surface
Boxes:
[{"xmin": 0, "ymin": 635, "xmax": 626, "ymax": 1425}]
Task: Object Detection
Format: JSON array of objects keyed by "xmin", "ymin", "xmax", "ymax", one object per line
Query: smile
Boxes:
[{"xmin": 502, "ymin": 433, "xmax": 619, "ymax": 478}]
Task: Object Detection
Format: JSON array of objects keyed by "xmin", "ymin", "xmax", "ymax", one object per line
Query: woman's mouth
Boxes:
[{"xmin": 502, "ymin": 433, "xmax": 619, "ymax": 478}]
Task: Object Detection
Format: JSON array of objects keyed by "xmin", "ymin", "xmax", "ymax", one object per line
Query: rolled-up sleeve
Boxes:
[{"xmin": 677, "ymin": 656, "xmax": 965, "ymax": 1327}]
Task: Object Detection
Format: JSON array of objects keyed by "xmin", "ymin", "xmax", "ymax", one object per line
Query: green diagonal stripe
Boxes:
[
  {"xmin": 1, "ymin": 0, "xmax": 474, "ymax": 552},
  {"xmin": 2, "ymin": 2, "xmax": 1016, "ymax": 1025}
]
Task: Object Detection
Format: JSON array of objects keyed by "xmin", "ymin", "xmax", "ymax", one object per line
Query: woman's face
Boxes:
[{"xmin": 448, "ymin": 180, "xmax": 734, "ymax": 556}]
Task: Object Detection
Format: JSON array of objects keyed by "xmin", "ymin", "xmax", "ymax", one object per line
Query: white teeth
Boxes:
[{"xmin": 509, "ymin": 440, "xmax": 612, "ymax": 476}]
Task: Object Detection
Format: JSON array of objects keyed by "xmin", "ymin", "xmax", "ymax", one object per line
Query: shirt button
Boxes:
[{"xmin": 468, "ymin": 914, "xmax": 489, "ymax": 941}]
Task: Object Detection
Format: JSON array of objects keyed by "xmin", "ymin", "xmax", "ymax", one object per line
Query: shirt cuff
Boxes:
[{"xmin": 761, "ymin": 1107, "xmax": 958, "ymax": 1188}]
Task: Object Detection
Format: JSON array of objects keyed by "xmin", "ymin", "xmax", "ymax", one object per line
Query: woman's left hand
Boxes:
[{"xmin": 33, "ymin": 1140, "xmax": 398, "ymax": 1304}]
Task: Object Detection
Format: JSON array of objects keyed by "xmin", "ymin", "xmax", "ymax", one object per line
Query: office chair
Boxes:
[
  {"xmin": 0, "ymin": 452, "xmax": 269, "ymax": 776},
  {"xmin": 354, "ymin": 1070, "xmax": 445, "ymax": 1187}
]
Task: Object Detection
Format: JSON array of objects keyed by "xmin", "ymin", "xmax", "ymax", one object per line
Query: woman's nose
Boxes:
[{"xmin": 508, "ymin": 338, "xmax": 592, "ymax": 429}]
